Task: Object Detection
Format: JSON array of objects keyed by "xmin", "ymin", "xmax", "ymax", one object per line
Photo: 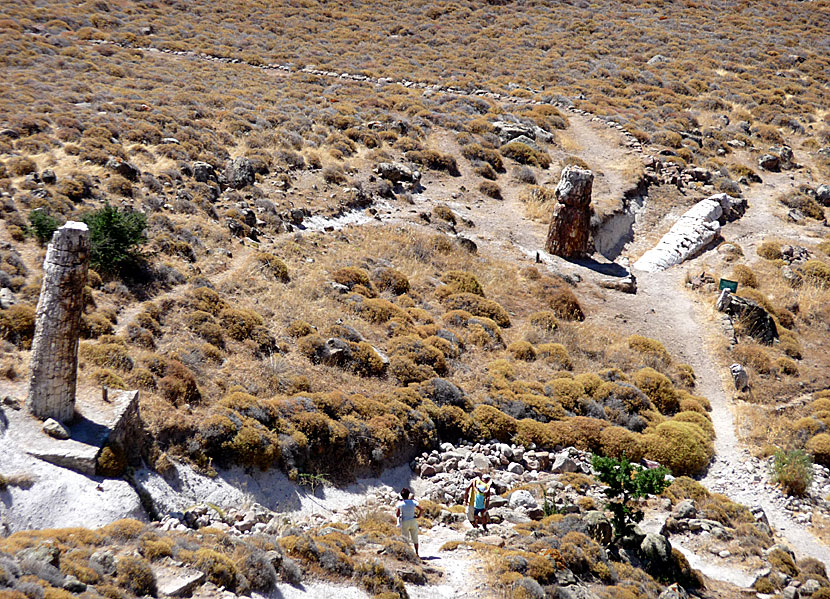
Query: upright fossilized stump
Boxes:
[
  {"xmin": 27, "ymin": 222, "xmax": 90, "ymax": 422},
  {"xmin": 545, "ymin": 166, "xmax": 594, "ymax": 258}
]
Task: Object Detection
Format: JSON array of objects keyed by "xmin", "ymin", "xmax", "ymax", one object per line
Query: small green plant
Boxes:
[
  {"xmin": 297, "ymin": 472, "xmax": 330, "ymax": 493},
  {"xmin": 28, "ymin": 209, "xmax": 61, "ymax": 245},
  {"xmin": 591, "ymin": 453, "xmax": 670, "ymax": 540},
  {"xmin": 772, "ymin": 449, "xmax": 812, "ymax": 496},
  {"xmin": 540, "ymin": 485, "xmax": 558, "ymax": 517},
  {"xmin": 83, "ymin": 203, "xmax": 148, "ymax": 275}
]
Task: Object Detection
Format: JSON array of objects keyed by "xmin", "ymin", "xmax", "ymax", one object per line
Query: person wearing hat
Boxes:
[{"xmin": 465, "ymin": 473, "xmax": 492, "ymax": 532}]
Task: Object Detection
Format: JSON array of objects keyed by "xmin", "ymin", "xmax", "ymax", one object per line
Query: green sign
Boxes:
[{"xmin": 718, "ymin": 278, "xmax": 738, "ymax": 292}]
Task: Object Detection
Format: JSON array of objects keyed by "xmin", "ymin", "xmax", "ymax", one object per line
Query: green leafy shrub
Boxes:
[
  {"xmin": 592, "ymin": 453, "xmax": 670, "ymax": 539},
  {"xmin": 83, "ymin": 203, "xmax": 147, "ymax": 275},
  {"xmin": 772, "ymin": 449, "xmax": 815, "ymax": 496},
  {"xmin": 28, "ymin": 209, "xmax": 61, "ymax": 245}
]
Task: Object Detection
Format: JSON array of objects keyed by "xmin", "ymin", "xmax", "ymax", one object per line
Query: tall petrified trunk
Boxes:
[
  {"xmin": 545, "ymin": 166, "xmax": 594, "ymax": 258},
  {"xmin": 27, "ymin": 222, "xmax": 90, "ymax": 422}
]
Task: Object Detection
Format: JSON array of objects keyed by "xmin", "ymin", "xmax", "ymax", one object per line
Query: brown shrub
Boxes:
[
  {"xmin": 627, "ymin": 335, "xmax": 671, "ymax": 365},
  {"xmin": 158, "ymin": 360, "xmax": 201, "ymax": 405},
  {"xmin": 528, "ymin": 311, "xmax": 558, "ymax": 332},
  {"xmin": 374, "ymin": 268, "xmax": 410, "ymax": 295},
  {"xmin": 633, "ymin": 367, "xmax": 679, "ymax": 415},
  {"xmin": 508, "ymin": 341, "xmax": 536, "ymax": 361},
  {"xmin": 731, "ymin": 264, "xmax": 758, "ymax": 288},
  {"xmin": 443, "ymin": 293, "xmax": 510, "ymax": 327},
  {"xmin": 472, "ymin": 404, "xmax": 517, "ymax": 442},
  {"xmin": 757, "ymin": 240, "xmax": 783, "ymax": 260},
  {"xmin": 547, "ymin": 288, "xmax": 584, "ymax": 321},
  {"xmin": 643, "ymin": 420, "xmax": 713, "ymax": 476},
  {"xmin": 442, "ymin": 270, "xmax": 484, "ymax": 296},
  {"xmin": 732, "ymin": 344, "xmax": 772, "ymax": 374},
  {"xmin": 806, "ymin": 433, "xmax": 830, "ymax": 467},
  {"xmin": 0, "ymin": 304, "xmax": 36, "ymax": 349}
]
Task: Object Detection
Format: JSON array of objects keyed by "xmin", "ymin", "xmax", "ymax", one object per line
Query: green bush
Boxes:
[
  {"xmin": 28, "ymin": 209, "xmax": 61, "ymax": 245},
  {"xmin": 592, "ymin": 453, "xmax": 670, "ymax": 539},
  {"xmin": 772, "ymin": 449, "xmax": 813, "ymax": 499},
  {"xmin": 83, "ymin": 203, "xmax": 148, "ymax": 275},
  {"xmin": 472, "ymin": 404, "xmax": 517, "ymax": 442}
]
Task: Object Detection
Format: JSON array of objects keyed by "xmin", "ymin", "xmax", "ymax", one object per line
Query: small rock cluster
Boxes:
[{"xmin": 157, "ymin": 502, "xmax": 283, "ymax": 536}]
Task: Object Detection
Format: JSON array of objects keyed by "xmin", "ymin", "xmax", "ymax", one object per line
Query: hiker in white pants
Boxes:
[{"xmin": 396, "ymin": 487, "xmax": 424, "ymax": 558}]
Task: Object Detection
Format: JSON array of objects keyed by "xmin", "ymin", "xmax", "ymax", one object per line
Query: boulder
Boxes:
[
  {"xmin": 640, "ymin": 533, "xmax": 672, "ymax": 566},
  {"xmin": 226, "ymin": 157, "xmax": 255, "ymax": 189},
  {"xmin": 551, "ymin": 453, "xmax": 580, "ymax": 474},
  {"xmin": 375, "ymin": 162, "xmax": 420, "ymax": 185},
  {"xmin": 672, "ymin": 500, "xmax": 697, "ymax": 520},
  {"xmin": 0, "ymin": 287, "xmax": 16, "ymax": 309},
  {"xmin": 730, "ymin": 363, "xmax": 749, "ymax": 391},
  {"xmin": 41, "ymin": 169, "xmax": 56, "ymax": 185},
  {"xmin": 817, "ymin": 184, "xmax": 830, "ymax": 207},
  {"xmin": 759, "ymin": 153, "xmax": 780, "ymax": 172},
  {"xmin": 193, "ymin": 161, "xmax": 217, "ymax": 183},
  {"xmin": 42, "ymin": 418, "xmax": 70, "ymax": 440},
  {"xmin": 90, "ymin": 550, "xmax": 117, "ymax": 576},
  {"xmin": 585, "ymin": 511, "xmax": 613, "ymax": 545},
  {"xmin": 507, "ymin": 462, "xmax": 524, "ymax": 475},
  {"xmin": 545, "ymin": 166, "xmax": 594, "ymax": 258},
  {"xmin": 716, "ymin": 289, "xmax": 778, "ymax": 345},
  {"xmin": 508, "ymin": 489, "xmax": 538, "ymax": 510},
  {"xmin": 106, "ymin": 158, "xmax": 140, "ymax": 181},
  {"xmin": 492, "ymin": 120, "xmax": 536, "ymax": 144}
]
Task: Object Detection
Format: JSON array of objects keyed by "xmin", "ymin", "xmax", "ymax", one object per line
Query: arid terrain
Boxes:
[{"xmin": 1, "ymin": 2, "xmax": 830, "ymax": 599}]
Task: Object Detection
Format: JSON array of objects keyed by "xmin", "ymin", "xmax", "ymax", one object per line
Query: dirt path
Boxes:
[{"xmin": 408, "ymin": 526, "xmax": 493, "ymax": 599}]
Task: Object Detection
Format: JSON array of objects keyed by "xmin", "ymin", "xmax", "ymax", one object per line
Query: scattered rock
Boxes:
[
  {"xmin": 0, "ymin": 287, "xmax": 16, "ymax": 309},
  {"xmin": 817, "ymin": 184, "xmax": 830, "ymax": 207},
  {"xmin": 106, "ymin": 158, "xmax": 140, "ymax": 181},
  {"xmin": 375, "ymin": 162, "xmax": 421, "ymax": 185},
  {"xmin": 41, "ymin": 169, "xmax": 56, "ymax": 185},
  {"xmin": 42, "ymin": 418, "xmax": 70, "ymax": 440},
  {"xmin": 585, "ymin": 511, "xmax": 613, "ymax": 545},
  {"xmin": 551, "ymin": 454, "xmax": 580, "ymax": 474},
  {"xmin": 730, "ymin": 363, "xmax": 749, "ymax": 392},
  {"xmin": 716, "ymin": 289, "xmax": 778, "ymax": 345},
  {"xmin": 193, "ymin": 161, "xmax": 217, "ymax": 183},
  {"xmin": 759, "ymin": 153, "xmax": 780, "ymax": 172},
  {"xmin": 226, "ymin": 157, "xmax": 255, "ymax": 189},
  {"xmin": 658, "ymin": 583, "xmax": 690, "ymax": 599}
]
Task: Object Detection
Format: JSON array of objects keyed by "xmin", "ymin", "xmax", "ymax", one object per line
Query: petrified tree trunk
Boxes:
[
  {"xmin": 27, "ymin": 222, "xmax": 90, "ymax": 422},
  {"xmin": 545, "ymin": 166, "xmax": 594, "ymax": 258}
]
